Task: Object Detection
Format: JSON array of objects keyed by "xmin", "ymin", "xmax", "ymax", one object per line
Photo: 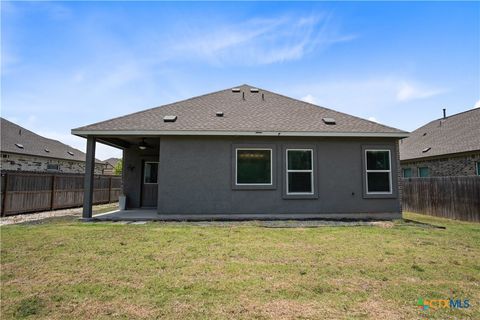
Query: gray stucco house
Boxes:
[
  {"xmin": 72, "ymin": 85, "xmax": 408, "ymax": 220},
  {"xmin": 400, "ymin": 108, "xmax": 480, "ymax": 177}
]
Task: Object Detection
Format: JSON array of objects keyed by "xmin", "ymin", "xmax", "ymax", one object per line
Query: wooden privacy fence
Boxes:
[
  {"xmin": 402, "ymin": 176, "xmax": 480, "ymax": 222},
  {"xmin": 0, "ymin": 171, "xmax": 121, "ymax": 216}
]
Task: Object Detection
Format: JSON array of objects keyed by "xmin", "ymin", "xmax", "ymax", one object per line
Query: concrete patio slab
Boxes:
[{"xmin": 92, "ymin": 209, "xmax": 400, "ymax": 222}]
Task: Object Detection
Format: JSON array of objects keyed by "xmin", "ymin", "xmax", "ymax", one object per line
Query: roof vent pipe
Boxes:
[{"xmin": 443, "ymin": 108, "xmax": 446, "ymax": 119}]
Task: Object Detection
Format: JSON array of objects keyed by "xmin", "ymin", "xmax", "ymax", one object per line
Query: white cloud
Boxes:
[
  {"xmin": 301, "ymin": 94, "xmax": 317, "ymax": 104},
  {"xmin": 293, "ymin": 77, "xmax": 446, "ymax": 112},
  {"xmin": 396, "ymin": 82, "xmax": 444, "ymax": 102},
  {"xmin": 172, "ymin": 13, "xmax": 356, "ymax": 65},
  {"xmin": 368, "ymin": 117, "xmax": 378, "ymax": 123},
  {"xmin": 474, "ymin": 100, "xmax": 480, "ymax": 108}
]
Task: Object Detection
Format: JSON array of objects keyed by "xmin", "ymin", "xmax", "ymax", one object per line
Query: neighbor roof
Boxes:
[
  {"xmin": 400, "ymin": 108, "xmax": 480, "ymax": 161},
  {"xmin": 105, "ymin": 157, "xmax": 120, "ymax": 167},
  {"xmin": 1, "ymin": 118, "xmax": 103, "ymax": 163},
  {"xmin": 72, "ymin": 84, "xmax": 408, "ymax": 138}
]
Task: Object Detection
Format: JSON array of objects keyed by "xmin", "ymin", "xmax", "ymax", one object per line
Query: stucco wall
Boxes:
[
  {"xmin": 122, "ymin": 136, "xmax": 402, "ymax": 217},
  {"xmin": 0, "ymin": 152, "xmax": 105, "ymax": 174},
  {"xmin": 122, "ymin": 144, "xmax": 160, "ymax": 209},
  {"xmin": 401, "ymin": 152, "xmax": 480, "ymax": 177}
]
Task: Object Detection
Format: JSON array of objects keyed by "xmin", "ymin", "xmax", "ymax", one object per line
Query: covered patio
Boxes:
[{"xmin": 77, "ymin": 135, "xmax": 160, "ymax": 220}]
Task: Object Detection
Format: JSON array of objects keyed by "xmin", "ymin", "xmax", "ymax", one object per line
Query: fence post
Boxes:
[
  {"xmin": 1, "ymin": 172, "xmax": 8, "ymax": 217},
  {"xmin": 50, "ymin": 175, "xmax": 56, "ymax": 210},
  {"xmin": 108, "ymin": 176, "xmax": 112, "ymax": 203}
]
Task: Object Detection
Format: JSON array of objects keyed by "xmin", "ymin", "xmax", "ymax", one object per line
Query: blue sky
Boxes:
[{"xmin": 2, "ymin": 1, "xmax": 479, "ymax": 159}]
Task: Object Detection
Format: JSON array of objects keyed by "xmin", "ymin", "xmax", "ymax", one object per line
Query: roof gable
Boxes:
[
  {"xmin": 72, "ymin": 84, "xmax": 408, "ymax": 137},
  {"xmin": 400, "ymin": 108, "xmax": 480, "ymax": 160}
]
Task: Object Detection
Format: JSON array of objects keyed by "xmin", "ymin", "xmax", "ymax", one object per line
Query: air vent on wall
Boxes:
[
  {"xmin": 231, "ymin": 88, "xmax": 240, "ymax": 93},
  {"xmin": 68, "ymin": 151, "xmax": 74, "ymax": 156},
  {"xmin": 216, "ymin": 112, "xmax": 224, "ymax": 117},
  {"xmin": 422, "ymin": 147, "xmax": 431, "ymax": 153},
  {"xmin": 44, "ymin": 148, "xmax": 50, "ymax": 153},
  {"xmin": 250, "ymin": 88, "xmax": 259, "ymax": 93},
  {"xmin": 322, "ymin": 118, "xmax": 336, "ymax": 125},
  {"xmin": 15, "ymin": 143, "xmax": 24, "ymax": 149},
  {"xmin": 163, "ymin": 115, "xmax": 177, "ymax": 122}
]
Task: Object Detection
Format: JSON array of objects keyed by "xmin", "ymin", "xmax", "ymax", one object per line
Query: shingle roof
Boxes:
[
  {"xmin": 72, "ymin": 84, "xmax": 407, "ymax": 137},
  {"xmin": 400, "ymin": 108, "xmax": 480, "ymax": 161},
  {"xmin": 105, "ymin": 157, "xmax": 120, "ymax": 167},
  {"xmin": 1, "ymin": 118, "xmax": 103, "ymax": 163}
]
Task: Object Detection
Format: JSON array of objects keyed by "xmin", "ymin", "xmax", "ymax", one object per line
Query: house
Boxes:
[
  {"xmin": 102, "ymin": 157, "xmax": 121, "ymax": 175},
  {"xmin": 1, "ymin": 118, "xmax": 106, "ymax": 174},
  {"xmin": 72, "ymin": 84, "xmax": 408, "ymax": 220},
  {"xmin": 400, "ymin": 108, "xmax": 480, "ymax": 177}
]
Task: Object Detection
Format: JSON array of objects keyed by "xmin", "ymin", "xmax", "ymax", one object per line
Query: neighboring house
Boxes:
[
  {"xmin": 1, "ymin": 118, "xmax": 106, "ymax": 174},
  {"xmin": 72, "ymin": 84, "xmax": 408, "ymax": 220},
  {"xmin": 400, "ymin": 108, "xmax": 480, "ymax": 178},
  {"xmin": 102, "ymin": 157, "xmax": 121, "ymax": 175}
]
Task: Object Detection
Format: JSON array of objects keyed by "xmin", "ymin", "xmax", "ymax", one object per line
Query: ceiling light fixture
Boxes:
[{"xmin": 138, "ymin": 138, "xmax": 148, "ymax": 150}]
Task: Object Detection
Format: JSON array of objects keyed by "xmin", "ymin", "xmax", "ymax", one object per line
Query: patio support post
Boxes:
[{"xmin": 82, "ymin": 136, "xmax": 96, "ymax": 219}]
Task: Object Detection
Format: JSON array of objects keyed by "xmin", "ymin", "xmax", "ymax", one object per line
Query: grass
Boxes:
[{"xmin": 1, "ymin": 212, "xmax": 479, "ymax": 319}]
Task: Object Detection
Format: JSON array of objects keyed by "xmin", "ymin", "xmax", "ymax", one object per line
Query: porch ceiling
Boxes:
[{"xmin": 95, "ymin": 136, "xmax": 160, "ymax": 150}]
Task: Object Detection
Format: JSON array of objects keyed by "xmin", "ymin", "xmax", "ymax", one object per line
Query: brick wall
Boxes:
[
  {"xmin": 0, "ymin": 153, "xmax": 105, "ymax": 174},
  {"xmin": 401, "ymin": 152, "xmax": 480, "ymax": 177}
]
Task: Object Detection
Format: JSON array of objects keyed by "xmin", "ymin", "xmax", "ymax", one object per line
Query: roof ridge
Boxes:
[
  {"xmin": 1, "ymin": 117, "xmax": 103, "ymax": 163},
  {"xmin": 72, "ymin": 85, "xmax": 243, "ymax": 132},
  {"xmin": 253, "ymin": 86, "xmax": 408, "ymax": 133},
  {"xmin": 2, "ymin": 117, "xmax": 81, "ymax": 152},
  {"xmin": 429, "ymin": 107, "xmax": 479, "ymax": 122},
  {"xmin": 412, "ymin": 108, "xmax": 480, "ymax": 132},
  {"xmin": 71, "ymin": 84, "xmax": 408, "ymax": 136}
]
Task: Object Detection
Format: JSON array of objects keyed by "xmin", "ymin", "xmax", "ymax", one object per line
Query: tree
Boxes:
[{"xmin": 114, "ymin": 159, "xmax": 123, "ymax": 175}]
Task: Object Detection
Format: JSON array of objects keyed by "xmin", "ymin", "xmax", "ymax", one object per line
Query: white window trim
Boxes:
[
  {"xmin": 365, "ymin": 149, "xmax": 392, "ymax": 195},
  {"xmin": 144, "ymin": 161, "xmax": 159, "ymax": 184},
  {"xmin": 235, "ymin": 148, "xmax": 273, "ymax": 186},
  {"xmin": 418, "ymin": 167, "xmax": 429, "ymax": 177},
  {"xmin": 286, "ymin": 149, "xmax": 314, "ymax": 195}
]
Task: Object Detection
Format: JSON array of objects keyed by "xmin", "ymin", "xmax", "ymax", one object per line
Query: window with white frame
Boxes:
[
  {"xmin": 365, "ymin": 150, "xmax": 392, "ymax": 194},
  {"xmin": 286, "ymin": 149, "xmax": 313, "ymax": 194},
  {"xmin": 236, "ymin": 149, "xmax": 272, "ymax": 185},
  {"xmin": 144, "ymin": 162, "xmax": 159, "ymax": 184}
]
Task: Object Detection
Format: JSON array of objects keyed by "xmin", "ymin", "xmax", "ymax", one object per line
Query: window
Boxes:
[
  {"xmin": 236, "ymin": 149, "xmax": 272, "ymax": 185},
  {"xmin": 365, "ymin": 150, "xmax": 392, "ymax": 194},
  {"xmin": 402, "ymin": 168, "xmax": 412, "ymax": 178},
  {"xmin": 476, "ymin": 162, "xmax": 480, "ymax": 176},
  {"xmin": 418, "ymin": 167, "xmax": 429, "ymax": 177},
  {"xmin": 286, "ymin": 149, "xmax": 313, "ymax": 194},
  {"xmin": 144, "ymin": 162, "xmax": 159, "ymax": 184},
  {"xmin": 46, "ymin": 164, "xmax": 59, "ymax": 171}
]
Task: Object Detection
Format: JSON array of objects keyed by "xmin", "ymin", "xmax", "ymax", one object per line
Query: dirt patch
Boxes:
[{"xmin": 0, "ymin": 203, "xmax": 118, "ymax": 226}]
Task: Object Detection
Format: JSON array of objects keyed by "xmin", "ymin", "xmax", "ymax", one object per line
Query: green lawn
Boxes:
[{"xmin": 1, "ymin": 213, "xmax": 479, "ymax": 319}]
